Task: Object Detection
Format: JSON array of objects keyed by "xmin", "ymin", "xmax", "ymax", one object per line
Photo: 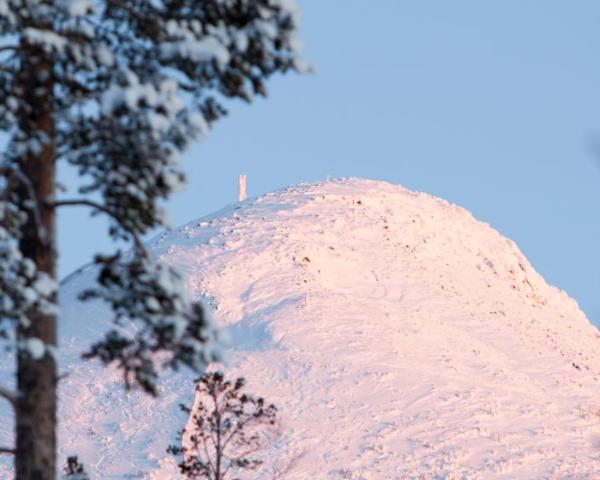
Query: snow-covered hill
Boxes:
[{"xmin": 3, "ymin": 177, "xmax": 600, "ymax": 478}]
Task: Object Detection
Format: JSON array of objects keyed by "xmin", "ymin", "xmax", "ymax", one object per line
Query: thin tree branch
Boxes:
[
  {"xmin": 230, "ymin": 445, "xmax": 261, "ymax": 459},
  {"xmin": 0, "ymin": 384, "xmax": 17, "ymax": 408},
  {"xmin": 221, "ymin": 423, "xmax": 241, "ymax": 452},
  {"xmin": 207, "ymin": 429, "xmax": 219, "ymax": 464},
  {"xmin": 0, "ymin": 45, "xmax": 18, "ymax": 53},
  {"xmin": 61, "ymin": 76, "xmax": 93, "ymax": 95},
  {"xmin": 48, "ymin": 198, "xmax": 145, "ymax": 251},
  {"xmin": 221, "ymin": 444, "xmax": 261, "ymax": 477},
  {"xmin": 200, "ymin": 435, "xmax": 216, "ymax": 477},
  {"xmin": 49, "ymin": 198, "xmax": 113, "ymax": 217},
  {"xmin": 0, "ymin": 447, "xmax": 15, "ymax": 455}
]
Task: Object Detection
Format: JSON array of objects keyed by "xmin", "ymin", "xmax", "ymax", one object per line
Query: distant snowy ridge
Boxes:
[{"xmin": 3, "ymin": 177, "xmax": 600, "ymax": 479}]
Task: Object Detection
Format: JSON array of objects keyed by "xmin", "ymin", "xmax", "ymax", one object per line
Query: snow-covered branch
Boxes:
[
  {"xmin": 80, "ymin": 253, "xmax": 221, "ymax": 395},
  {"xmin": 106, "ymin": 0, "xmax": 153, "ymax": 26}
]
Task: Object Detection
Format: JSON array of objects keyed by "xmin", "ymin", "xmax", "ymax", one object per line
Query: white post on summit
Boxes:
[{"xmin": 238, "ymin": 174, "xmax": 247, "ymax": 202}]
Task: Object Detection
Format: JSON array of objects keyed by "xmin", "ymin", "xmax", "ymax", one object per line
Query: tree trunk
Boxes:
[{"xmin": 14, "ymin": 38, "xmax": 57, "ymax": 480}]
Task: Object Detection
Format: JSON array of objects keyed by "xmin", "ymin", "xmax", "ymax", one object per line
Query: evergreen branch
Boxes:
[
  {"xmin": 106, "ymin": 0, "xmax": 161, "ymax": 38},
  {"xmin": 61, "ymin": 77, "xmax": 93, "ymax": 95},
  {"xmin": 106, "ymin": 0, "xmax": 145, "ymax": 21}
]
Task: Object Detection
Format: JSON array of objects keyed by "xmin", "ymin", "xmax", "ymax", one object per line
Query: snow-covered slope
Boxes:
[{"xmin": 4, "ymin": 177, "xmax": 600, "ymax": 478}]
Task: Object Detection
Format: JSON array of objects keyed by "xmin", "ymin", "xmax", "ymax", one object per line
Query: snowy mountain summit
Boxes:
[{"xmin": 12, "ymin": 177, "xmax": 600, "ymax": 478}]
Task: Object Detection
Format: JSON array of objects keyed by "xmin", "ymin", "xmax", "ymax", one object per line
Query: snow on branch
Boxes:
[{"xmin": 0, "ymin": 173, "xmax": 58, "ymax": 332}]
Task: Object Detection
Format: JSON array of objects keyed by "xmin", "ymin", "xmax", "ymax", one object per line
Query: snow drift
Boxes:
[{"xmin": 3, "ymin": 177, "xmax": 600, "ymax": 478}]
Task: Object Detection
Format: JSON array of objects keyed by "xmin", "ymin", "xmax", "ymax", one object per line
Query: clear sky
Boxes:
[{"xmin": 58, "ymin": 1, "xmax": 600, "ymax": 325}]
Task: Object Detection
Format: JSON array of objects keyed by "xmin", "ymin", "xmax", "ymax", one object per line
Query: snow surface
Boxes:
[{"xmin": 3, "ymin": 177, "xmax": 600, "ymax": 478}]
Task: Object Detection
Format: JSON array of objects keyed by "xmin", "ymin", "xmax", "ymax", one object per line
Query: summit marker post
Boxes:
[{"xmin": 238, "ymin": 174, "xmax": 248, "ymax": 202}]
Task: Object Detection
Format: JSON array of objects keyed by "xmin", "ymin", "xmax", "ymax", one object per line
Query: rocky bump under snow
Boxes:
[{"xmin": 4, "ymin": 177, "xmax": 600, "ymax": 478}]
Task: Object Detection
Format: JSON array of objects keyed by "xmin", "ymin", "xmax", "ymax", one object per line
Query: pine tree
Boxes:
[
  {"xmin": 168, "ymin": 371, "xmax": 278, "ymax": 480},
  {"xmin": 0, "ymin": 1, "xmax": 305, "ymax": 478}
]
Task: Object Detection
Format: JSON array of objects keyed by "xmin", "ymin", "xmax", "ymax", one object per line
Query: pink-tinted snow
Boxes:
[{"xmin": 3, "ymin": 177, "xmax": 600, "ymax": 478}]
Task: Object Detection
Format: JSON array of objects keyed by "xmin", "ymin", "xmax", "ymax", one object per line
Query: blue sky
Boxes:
[{"xmin": 59, "ymin": 1, "xmax": 600, "ymax": 324}]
